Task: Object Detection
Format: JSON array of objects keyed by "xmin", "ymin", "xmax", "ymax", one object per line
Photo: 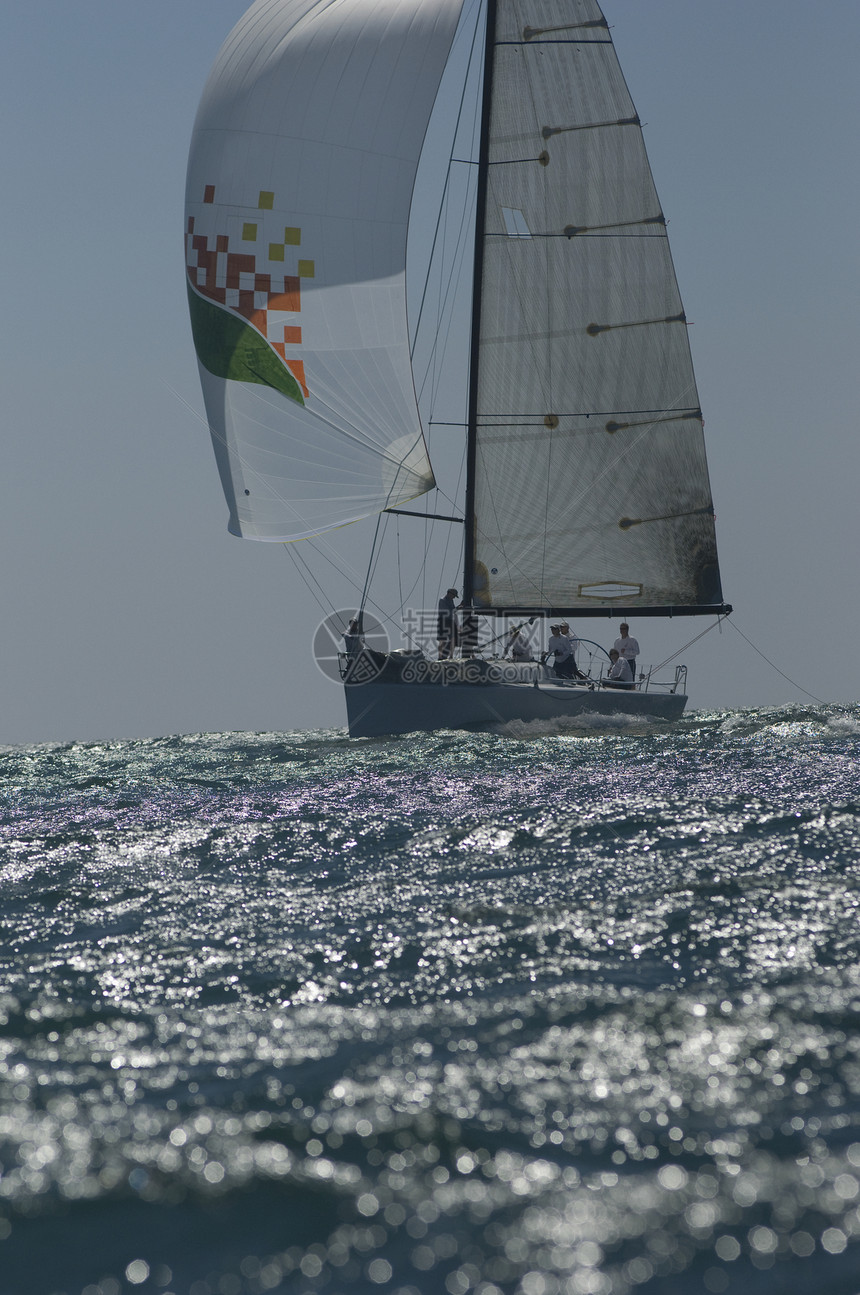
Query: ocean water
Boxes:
[{"xmin": 2, "ymin": 707, "xmax": 860, "ymax": 1295}]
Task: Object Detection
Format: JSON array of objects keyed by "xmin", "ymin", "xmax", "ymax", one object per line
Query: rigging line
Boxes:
[
  {"xmin": 649, "ymin": 616, "xmax": 727, "ymax": 673},
  {"xmin": 419, "ymin": 183, "xmax": 452, "ymax": 413},
  {"xmin": 416, "ymin": 17, "xmax": 484, "ymax": 414},
  {"xmin": 414, "ymin": 122, "xmax": 481, "ymax": 413},
  {"xmin": 433, "ymin": 444, "xmax": 468, "ymax": 607},
  {"xmin": 409, "ymin": 2, "xmax": 484, "ymax": 363},
  {"xmin": 411, "ymin": 175, "xmax": 452, "ymax": 371},
  {"xmin": 300, "ymin": 528, "xmax": 414, "ymax": 640},
  {"xmin": 456, "ymin": 495, "xmax": 466, "ymax": 597},
  {"xmin": 359, "ymin": 495, "xmax": 396, "ymax": 625},
  {"xmin": 398, "ymin": 573, "xmax": 425, "ymax": 627},
  {"xmin": 296, "ymin": 554, "xmax": 338, "ymax": 623},
  {"xmin": 434, "ymin": 481, "xmax": 465, "ymax": 515},
  {"xmin": 434, "ymin": 185, "xmax": 479, "ymax": 403},
  {"xmin": 367, "ymin": 512, "xmax": 391, "ymax": 603},
  {"xmin": 388, "ymin": 528, "xmax": 431, "ymax": 641},
  {"xmin": 421, "ymin": 506, "xmax": 427, "ymax": 618},
  {"xmin": 424, "ymin": 203, "xmax": 474, "ymax": 412},
  {"xmin": 726, "ymin": 619, "xmax": 828, "ymax": 706},
  {"xmin": 412, "ymin": 20, "xmax": 483, "ymax": 611},
  {"xmin": 290, "ymin": 536, "xmax": 342, "ymax": 620},
  {"xmin": 160, "ymin": 377, "xmax": 217, "ymax": 431},
  {"xmin": 297, "ymin": 520, "xmax": 397, "ymax": 615},
  {"xmin": 395, "ymin": 517, "xmax": 405, "ymax": 621},
  {"xmin": 357, "ymin": 451, "xmax": 419, "ymax": 625},
  {"xmin": 292, "ymin": 535, "xmax": 419, "ymax": 653},
  {"xmin": 283, "ymin": 542, "xmax": 334, "ymax": 620}
]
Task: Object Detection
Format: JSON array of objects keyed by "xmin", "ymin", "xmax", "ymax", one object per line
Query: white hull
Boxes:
[{"xmin": 343, "ymin": 658, "xmax": 686, "ymax": 738}]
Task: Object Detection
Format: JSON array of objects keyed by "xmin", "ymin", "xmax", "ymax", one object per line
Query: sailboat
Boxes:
[{"xmin": 185, "ymin": 0, "xmax": 731, "ymax": 738}]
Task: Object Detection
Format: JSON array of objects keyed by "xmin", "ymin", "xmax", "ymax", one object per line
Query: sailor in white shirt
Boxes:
[
  {"xmin": 542, "ymin": 625, "xmax": 575, "ymax": 678},
  {"xmin": 559, "ymin": 621, "xmax": 586, "ymax": 679},
  {"xmin": 613, "ymin": 622, "xmax": 639, "ymax": 683},
  {"xmin": 604, "ymin": 648, "xmax": 634, "ymax": 689}
]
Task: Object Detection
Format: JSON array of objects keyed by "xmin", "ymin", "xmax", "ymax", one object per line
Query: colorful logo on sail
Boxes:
[{"xmin": 186, "ymin": 187, "xmax": 311, "ymax": 406}]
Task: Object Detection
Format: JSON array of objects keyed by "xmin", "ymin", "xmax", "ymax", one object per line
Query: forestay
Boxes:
[
  {"xmin": 185, "ymin": 0, "xmax": 463, "ymax": 541},
  {"xmin": 467, "ymin": 0, "xmax": 724, "ymax": 612}
]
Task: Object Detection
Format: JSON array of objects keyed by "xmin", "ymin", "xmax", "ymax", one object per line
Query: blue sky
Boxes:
[{"xmin": 2, "ymin": 1, "xmax": 858, "ymax": 742}]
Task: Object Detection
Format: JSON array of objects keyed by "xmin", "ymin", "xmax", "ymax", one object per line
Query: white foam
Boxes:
[
  {"xmin": 492, "ymin": 711, "xmax": 660, "ymax": 740},
  {"xmin": 825, "ymin": 713, "xmax": 860, "ymax": 736}
]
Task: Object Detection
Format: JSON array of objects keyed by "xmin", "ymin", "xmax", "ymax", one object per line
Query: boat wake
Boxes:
[
  {"xmin": 491, "ymin": 711, "xmax": 664, "ymax": 739},
  {"xmin": 825, "ymin": 711, "xmax": 860, "ymax": 736}
]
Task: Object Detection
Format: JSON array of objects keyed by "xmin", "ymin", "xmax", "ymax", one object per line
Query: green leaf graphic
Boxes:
[{"xmin": 187, "ymin": 284, "xmax": 304, "ymax": 406}]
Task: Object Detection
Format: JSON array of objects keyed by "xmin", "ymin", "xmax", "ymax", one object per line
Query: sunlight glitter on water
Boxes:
[{"xmin": 1, "ymin": 710, "xmax": 860, "ymax": 1292}]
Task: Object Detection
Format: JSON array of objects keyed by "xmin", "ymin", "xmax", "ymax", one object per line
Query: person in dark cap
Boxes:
[{"xmin": 343, "ymin": 617, "xmax": 364, "ymax": 658}]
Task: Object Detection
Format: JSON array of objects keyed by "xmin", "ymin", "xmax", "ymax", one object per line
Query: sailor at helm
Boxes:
[{"xmin": 542, "ymin": 625, "xmax": 575, "ymax": 679}]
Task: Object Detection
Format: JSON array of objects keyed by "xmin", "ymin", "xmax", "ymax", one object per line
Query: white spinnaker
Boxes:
[
  {"xmin": 470, "ymin": 0, "xmax": 723, "ymax": 610},
  {"xmin": 186, "ymin": 0, "xmax": 464, "ymax": 540}
]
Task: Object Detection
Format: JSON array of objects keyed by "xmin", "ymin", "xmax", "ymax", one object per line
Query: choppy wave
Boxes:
[
  {"xmin": 492, "ymin": 712, "xmax": 667, "ymax": 740},
  {"xmin": 1, "ymin": 706, "xmax": 860, "ymax": 1293}
]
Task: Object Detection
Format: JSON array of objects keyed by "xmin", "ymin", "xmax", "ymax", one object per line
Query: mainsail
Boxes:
[
  {"xmin": 185, "ymin": 0, "xmax": 463, "ymax": 541},
  {"xmin": 464, "ymin": 0, "xmax": 726, "ymax": 614}
]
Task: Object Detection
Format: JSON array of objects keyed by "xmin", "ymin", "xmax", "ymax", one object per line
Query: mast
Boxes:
[{"xmin": 462, "ymin": 0, "xmax": 497, "ymax": 608}]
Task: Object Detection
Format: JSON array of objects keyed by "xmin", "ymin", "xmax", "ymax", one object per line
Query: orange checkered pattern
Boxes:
[{"xmin": 186, "ymin": 187, "xmax": 312, "ymax": 399}]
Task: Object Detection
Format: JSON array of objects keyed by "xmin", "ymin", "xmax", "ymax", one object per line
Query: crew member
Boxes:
[
  {"xmin": 559, "ymin": 621, "xmax": 586, "ymax": 679},
  {"xmin": 542, "ymin": 625, "xmax": 575, "ymax": 679},
  {"xmin": 437, "ymin": 588, "xmax": 459, "ymax": 659},
  {"xmin": 343, "ymin": 618, "xmax": 364, "ymax": 658},
  {"xmin": 604, "ymin": 648, "xmax": 634, "ymax": 689},
  {"xmin": 613, "ymin": 623, "xmax": 640, "ymax": 684}
]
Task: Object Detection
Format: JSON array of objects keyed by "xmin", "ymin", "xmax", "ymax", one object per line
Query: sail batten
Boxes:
[{"xmin": 465, "ymin": 0, "xmax": 725, "ymax": 614}]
